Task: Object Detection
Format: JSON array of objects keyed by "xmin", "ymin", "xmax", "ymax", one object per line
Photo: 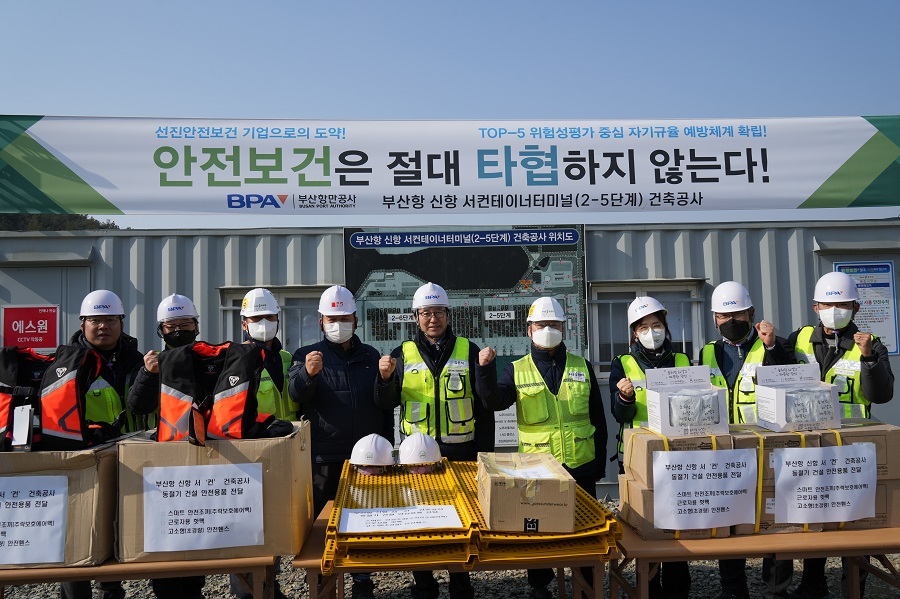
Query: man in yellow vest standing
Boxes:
[
  {"xmin": 492, "ymin": 296, "xmax": 607, "ymax": 599},
  {"xmin": 785, "ymin": 271, "xmax": 894, "ymax": 599},
  {"xmin": 376, "ymin": 282, "xmax": 497, "ymax": 599},
  {"xmin": 702, "ymin": 281, "xmax": 793, "ymax": 599}
]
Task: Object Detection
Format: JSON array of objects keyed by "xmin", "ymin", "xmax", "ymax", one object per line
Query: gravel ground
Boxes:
[{"xmin": 4, "ymin": 498, "xmax": 900, "ymax": 598}]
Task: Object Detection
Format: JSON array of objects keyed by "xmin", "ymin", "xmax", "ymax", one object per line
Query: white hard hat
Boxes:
[
  {"xmin": 240, "ymin": 288, "xmax": 280, "ymax": 317},
  {"xmin": 710, "ymin": 281, "xmax": 753, "ymax": 313},
  {"xmin": 350, "ymin": 433, "xmax": 395, "ymax": 466},
  {"xmin": 398, "ymin": 432, "xmax": 442, "ymax": 465},
  {"xmin": 627, "ymin": 296, "xmax": 667, "ymax": 327},
  {"xmin": 527, "ymin": 297, "xmax": 565, "ymax": 322},
  {"xmin": 156, "ymin": 293, "xmax": 199, "ymax": 322},
  {"xmin": 319, "ymin": 285, "xmax": 357, "ymax": 315},
  {"xmin": 80, "ymin": 290, "xmax": 125, "ymax": 317},
  {"xmin": 813, "ymin": 271, "xmax": 859, "ymax": 302},
  {"xmin": 412, "ymin": 282, "xmax": 450, "ymax": 310}
]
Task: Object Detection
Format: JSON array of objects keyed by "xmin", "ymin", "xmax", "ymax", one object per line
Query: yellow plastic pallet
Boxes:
[
  {"xmin": 328, "ymin": 458, "xmax": 478, "ymax": 548},
  {"xmin": 449, "ymin": 461, "xmax": 624, "ymax": 546},
  {"xmin": 327, "ymin": 541, "xmax": 476, "ymax": 573},
  {"xmin": 476, "ymin": 536, "xmax": 616, "ymax": 565}
]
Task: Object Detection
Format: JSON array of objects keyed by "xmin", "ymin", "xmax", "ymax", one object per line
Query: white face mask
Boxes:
[
  {"xmin": 819, "ymin": 307, "xmax": 853, "ymax": 331},
  {"xmin": 637, "ymin": 328, "xmax": 665, "ymax": 350},
  {"xmin": 247, "ymin": 319, "xmax": 278, "ymax": 342},
  {"xmin": 324, "ymin": 321, "xmax": 354, "ymax": 344},
  {"xmin": 532, "ymin": 326, "xmax": 563, "ymax": 349}
]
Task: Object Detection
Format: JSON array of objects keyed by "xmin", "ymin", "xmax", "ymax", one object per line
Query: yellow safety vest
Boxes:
[
  {"xmin": 400, "ymin": 338, "xmax": 475, "ymax": 444},
  {"xmin": 256, "ymin": 349, "xmax": 297, "ymax": 421},
  {"xmin": 85, "ymin": 377, "xmax": 141, "ymax": 433},
  {"xmin": 512, "ymin": 353, "xmax": 595, "ymax": 469},
  {"xmin": 794, "ymin": 326, "xmax": 872, "ymax": 419},
  {"xmin": 701, "ymin": 338, "xmax": 767, "ymax": 424}
]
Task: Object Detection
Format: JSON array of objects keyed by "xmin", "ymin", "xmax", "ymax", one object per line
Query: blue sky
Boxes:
[{"xmin": 6, "ymin": 0, "xmax": 900, "ymax": 228}]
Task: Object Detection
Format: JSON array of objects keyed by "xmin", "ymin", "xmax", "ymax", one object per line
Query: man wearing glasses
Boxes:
[
  {"xmin": 375, "ymin": 282, "xmax": 498, "ymax": 599},
  {"xmin": 60, "ymin": 289, "xmax": 145, "ymax": 599}
]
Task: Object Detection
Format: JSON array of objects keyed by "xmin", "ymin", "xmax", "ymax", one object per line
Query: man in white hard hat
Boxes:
[
  {"xmin": 784, "ymin": 271, "xmax": 894, "ymax": 599},
  {"xmin": 492, "ymin": 296, "xmax": 607, "ymax": 599},
  {"xmin": 289, "ymin": 285, "xmax": 392, "ymax": 599},
  {"xmin": 126, "ymin": 293, "xmax": 206, "ymax": 599},
  {"xmin": 375, "ymin": 282, "xmax": 497, "ymax": 599},
  {"xmin": 60, "ymin": 289, "xmax": 145, "ymax": 599},
  {"xmin": 702, "ymin": 281, "xmax": 793, "ymax": 599}
]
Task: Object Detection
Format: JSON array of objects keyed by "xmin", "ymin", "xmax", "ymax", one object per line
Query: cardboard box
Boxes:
[
  {"xmin": 733, "ymin": 486, "xmax": 824, "ymax": 535},
  {"xmin": 645, "ymin": 365, "xmax": 729, "ymax": 437},
  {"xmin": 0, "ymin": 443, "xmax": 116, "ymax": 568},
  {"xmin": 617, "ymin": 475, "xmax": 730, "ymax": 541},
  {"xmin": 622, "ymin": 427, "xmax": 733, "ymax": 490},
  {"xmin": 118, "ymin": 421, "xmax": 313, "ymax": 562},
  {"xmin": 819, "ymin": 420, "xmax": 900, "ymax": 480},
  {"xmin": 731, "ymin": 425, "xmax": 821, "ymax": 485},
  {"xmin": 476, "ymin": 452, "xmax": 575, "ymax": 533},
  {"xmin": 823, "ymin": 478, "xmax": 900, "ymax": 530},
  {"xmin": 755, "ymin": 364, "xmax": 840, "ymax": 432}
]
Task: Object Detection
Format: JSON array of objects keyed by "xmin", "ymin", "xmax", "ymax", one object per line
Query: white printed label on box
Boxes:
[
  {"xmin": 0, "ymin": 475, "xmax": 67, "ymax": 565},
  {"xmin": 143, "ymin": 463, "xmax": 264, "ymax": 552},
  {"xmin": 652, "ymin": 448, "xmax": 757, "ymax": 529},
  {"xmin": 339, "ymin": 505, "xmax": 463, "ymax": 533},
  {"xmin": 757, "ymin": 364, "xmax": 821, "ymax": 385},
  {"xmin": 773, "ymin": 444, "xmax": 877, "ymax": 524},
  {"xmin": 645, "ymin": 365, "xmax": 710, "ymax": 389}
]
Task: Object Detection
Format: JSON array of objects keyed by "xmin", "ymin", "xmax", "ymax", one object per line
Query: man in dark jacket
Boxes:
[
  {"xmin": 375, "ymin": 282, "xmax": 497, "ymax": 599},
  {"xmin": 289, "ymin": 285, "xmax": 393, "ymax": 599}
]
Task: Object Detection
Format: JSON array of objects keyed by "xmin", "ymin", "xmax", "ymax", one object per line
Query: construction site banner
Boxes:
[{"xmin": 1, "ymin": 115, "xmax": 898, "ymax": 216}]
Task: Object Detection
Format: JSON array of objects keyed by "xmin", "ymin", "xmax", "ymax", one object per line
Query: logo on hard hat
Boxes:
[
  {"xmin": 722, "ymin": 300, "xmax": 738, "ymax": 306},
  {"xmin": 167, "ymin": 306, "xmax": 183, "ymax": 312},
  {"xmin": 241, "ymin": 299, "xmax": 249, "ymax": 309},
  {"xmin": 638, "ymin": 303, "xmax": 649, "ymax": 310},
  {"xmin": 365, "ymin": 451, "xmax": 374, "ymax": 460},
  {"xmin": 332, "ymin": 301, "xmax": 343, "ymax": 308},
  {"xmin": 94, "ymin": 304, "xmax": 111, "ymax": 310},
  {"xmin": 418, "ymin": 450, "xmax": 427, "ymax": 459},
  {"xmin": 424, "ymin": 294, "xmax": 440, "ymax": 300},
  {"xmin": 826, "ymin": 291, "xmax": 843, "ymax": 296}
]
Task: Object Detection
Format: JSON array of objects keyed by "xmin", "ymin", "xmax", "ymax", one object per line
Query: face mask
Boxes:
[
  {"xmin": 637, "ymin": 328, "xmax": 665, "ymax": 350},
  {"xmin": 324, "ymin": 321, "xmax": 354, "ymax": 344},
  {"xmin": 819, "ymin": 307, "xmax": 853, "ymax": 330},
  {"xmin": 163, "ymin": 329, "xmax": 197, "ymax": 348},
  {"xmin": 246, "ymin": 319, "xmax": 278, "ymax": 342},
  {"xmin": 719, "ymin": 318, "xmax": 751, "ymax": 343},
  {"xmin": 532, "ymin": 326, "xmax": 563, "ymax": 349}
]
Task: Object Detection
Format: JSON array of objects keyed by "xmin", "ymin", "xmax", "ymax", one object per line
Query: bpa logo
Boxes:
[{"xmin": 227, "ymin": 194, "xmax": 288, "ymax": 208}]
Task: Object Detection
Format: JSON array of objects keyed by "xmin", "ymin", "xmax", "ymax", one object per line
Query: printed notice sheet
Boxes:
[{"xmin": 340, "ymin": 505, "xmax": 463, "ymax": 533}]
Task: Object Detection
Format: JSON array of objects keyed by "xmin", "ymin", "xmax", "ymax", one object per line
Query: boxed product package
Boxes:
[
  {"xmin": 731, "ymin": 425, "xmax": 821, "ymax": 485},
  {"xmin": 617, "ymin": 475, "xmax": 730, "ymax": 541},
  {"xmin": 823, "ymin": 479, "xmax": 900, "ymax": 530},
  {"xmin": 622, "ymin": 426, "xmax": 733, "ymax": 490},
  {"xmin": 118, "ymin": 421, "xmax": 313, "ymax": 562},
  {"xmin": 476, "ymin": 452, "xmax": 575, "ymax": 533},
  {"xmin": 755, "ymin": 364, "xmax": 840, "ymax": 432},
  {"xmin": 645, "ymin": 365, "xmax": 728, "ymax": 437},
  {"xmin": 733, "ymin": 486, "xmax": 825, "ymax": 535},
  {"xmin": 0, "ymin": 442, "xmax": 117, "ymax": 568},
  {"xmin": 819, "ymin": 420, "xmax": 900, "ymax": 480}
]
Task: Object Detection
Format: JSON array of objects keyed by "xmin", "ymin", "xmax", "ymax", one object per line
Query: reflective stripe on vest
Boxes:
[
  {"xmin": 400, "ymin": 338, "xmax": 474, "ymax": 444},
  {"xmin": 512, "ymin": 352, "xmax": 595, "ymax": 469},
  {"xmin": 701, "ymin": 338, "xmax": 767, "ymax": 424},
  {"xmin": 794, "ymin": 325, "xmax": 872, "ymax": 418}
]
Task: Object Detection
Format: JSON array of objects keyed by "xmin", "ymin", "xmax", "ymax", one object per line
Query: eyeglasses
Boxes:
[
  {"xmin": 418, "ymin": 310, "xmax": 447, "ymax": 320},
  {"xmin": 636, "ymin": 323, "xmax": 665, "ymax": 334},
  {"xmin": 84, "ymin": 316, "xmax": 121, "ymax": 327},
  {"xmin": 162, "ymin": 321, "xmax": 195, "ymax": 332}
]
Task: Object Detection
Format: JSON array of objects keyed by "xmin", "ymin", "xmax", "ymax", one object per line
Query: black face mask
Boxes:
[
  {"xmin": 163, "ymin": 329, "xmax": 198, "ymax": 348},
  {"xmin": 719, "ymin": 318, "xmax": 751, "ymax": 343}
]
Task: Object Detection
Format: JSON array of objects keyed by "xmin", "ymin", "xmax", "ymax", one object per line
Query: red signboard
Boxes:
[{"xmin": 1, "ymin": 305, "xmax": 60, "ymax": 351}]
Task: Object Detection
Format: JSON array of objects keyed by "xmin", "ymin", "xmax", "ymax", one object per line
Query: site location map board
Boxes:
[{"xmin": 344, "ymin": 225, "xmax": 587, "ymax": 447}]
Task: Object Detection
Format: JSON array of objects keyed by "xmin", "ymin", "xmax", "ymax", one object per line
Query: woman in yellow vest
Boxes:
[{"xmin": 609, "ymin": 296, "xmax": 691, "ymax": 599}]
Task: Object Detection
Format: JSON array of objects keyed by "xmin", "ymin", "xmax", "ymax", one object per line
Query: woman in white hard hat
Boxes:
[
  {"xmin": 784, "ymin": 271, "xmax": 894, "ymax": 599},
  {"xmin": 609, "ymin": 296, "xmax": 691, "ymax": 599}
]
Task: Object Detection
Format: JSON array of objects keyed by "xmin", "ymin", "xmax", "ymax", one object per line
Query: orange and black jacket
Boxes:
[
  {"xmin": 157, "ymin": 341, "xmax": 276, "ymax": 444},
  {"xmin": 0, "ymin": 347, "xmax": 55, "ymax": 449},
  {"xmin": 38, "ymin": 344, "xmax": 107, "ymax": 450}
]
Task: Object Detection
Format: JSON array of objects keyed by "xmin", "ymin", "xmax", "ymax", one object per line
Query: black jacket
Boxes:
[
  {"xmin": 68, "ymin": 330, "xmax": 143, "ymax": 398},
  {"xmin": 609, "ymin": 339, "xmax": 687, "ymax": 425},
  {"xmin": 374, "ymin": 328, "xmax": 496, "ymax": 460},
  {"xmin": 494, "ymin": 342, "xmax": 607, "ymax": 482},
  {"xmin": 290, "ymin": 336, "xmax": 393, "ymax": 463}
]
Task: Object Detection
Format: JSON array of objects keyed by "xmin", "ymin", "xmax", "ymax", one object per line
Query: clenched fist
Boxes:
[
  {"xmin": 479, "ymin": 346, "xmax": 497, "ymax": 366},
  {"xmin": 756, "ymin": 320, "xmax": 775, "ymax": 348},
  {"xmin": 379, "ymin": 355, "xmax": 396, "ymax": 381},
  {"xmin": 616, "ymin": 377, "xmax": 635, "ymax": 401},
  {"xmin": 854, "ymin": 331, "xmax": 874, "ymax": 357},
  {"xmin": 143, "ymin": 350, "xmax": 159, "ymax": 374},
  {"xmin": 305, "ymin": 351, "xmax": 323, "ymax": 377}
]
